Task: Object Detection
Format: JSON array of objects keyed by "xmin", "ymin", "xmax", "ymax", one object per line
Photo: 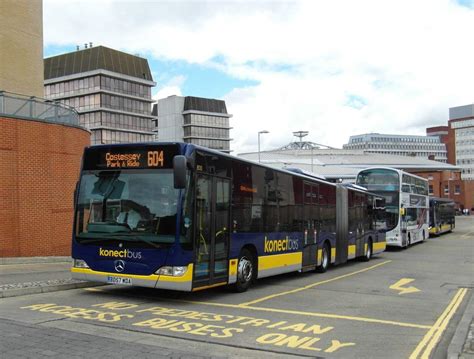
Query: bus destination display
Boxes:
[
  {"xmin": 105, "ymin": 151, "xmax": 163, "ymax": 168},
  {"xmin": 83, "ymin": 145, "xmax": 180, "ymax": 170}
]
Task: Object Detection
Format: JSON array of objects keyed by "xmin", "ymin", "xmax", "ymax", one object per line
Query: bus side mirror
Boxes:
[{"xmin": 173, "ymin": 155, "xmax": 187, "ymax": 189}]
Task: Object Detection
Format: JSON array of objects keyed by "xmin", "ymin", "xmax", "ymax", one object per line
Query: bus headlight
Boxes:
[
  {"xmin": 156, "ymin": 266, "xmax": 187, "ymax": 276},
  {"xmin": 73, "ymin": 259, "xmax": 89, "ymax": 268}
]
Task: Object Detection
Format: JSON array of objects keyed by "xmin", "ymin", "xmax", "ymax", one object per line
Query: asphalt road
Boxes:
[{"xmin": 1, "ymin": 217, "xmax": 472, "ymax": 358}]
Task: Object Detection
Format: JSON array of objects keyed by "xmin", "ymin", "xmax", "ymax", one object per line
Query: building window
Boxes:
[
  {"xmin": 454, "ymin": 185, "xmax": 461, "ymax": 195},
  {"xmin": 444, "ymin": 185, "xmax": 449, "ymax": 195},
  {"xmin": 429, "ymin": 185, "xmax": 433, "ymax": 195}
]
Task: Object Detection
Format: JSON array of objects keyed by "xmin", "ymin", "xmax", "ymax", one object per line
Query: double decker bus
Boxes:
[
  {"xmin": 356, "ymin": 167, "xmax": 429, "ymax": 248},
  {"xmin": 71, "ymin": 143, "xmax": 386, "ymax": 292},
  {"xmin": 429, "ymin": 197, "xmax": 455, "ymax": 236}
]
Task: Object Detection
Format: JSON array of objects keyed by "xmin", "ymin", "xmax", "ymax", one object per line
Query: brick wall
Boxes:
[
  {"xmin": 0, "ymin": 116, "xmax": 90, "ymax": 257},
  {"xmin": 411, "ymin": 170, "xmax": 473, "ymax": 211}
]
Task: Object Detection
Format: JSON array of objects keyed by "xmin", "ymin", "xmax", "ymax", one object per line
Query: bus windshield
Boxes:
[
  {"xmin": 357, "ymin": 169, "xmax": 400, "ymax": 192},
  {"xmin": 75, "ymin": 169, "xmax": 179, "ymax": 245},
  {"xmin": 357, "ymin": 169, "xmax": 400, "ymax": 231}
]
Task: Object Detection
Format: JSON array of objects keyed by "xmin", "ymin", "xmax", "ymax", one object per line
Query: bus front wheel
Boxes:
[
  {"xmin": 316, "ymin": 243, "xmax": 330, "ymax": 273},
  {"xmin": 362, "ymin": 239, "xmax": 372, "ymax": 262},
  {"xmin": 232, "ymin": 248, "xmax": 255, "ymax": 292}
]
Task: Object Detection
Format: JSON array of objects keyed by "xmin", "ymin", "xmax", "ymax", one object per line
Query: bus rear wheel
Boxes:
[
  {"xmin": 232, "ymin": 248, "xmax": 255, "ymax": 292},
  {"xmin": 316, "ymin": 243, "xmax": 330, "ymax": 273}
]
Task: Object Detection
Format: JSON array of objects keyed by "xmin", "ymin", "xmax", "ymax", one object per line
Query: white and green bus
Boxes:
[{"xmin": 356, "ymin": 167, "xmax": 429, "ymax": 248}]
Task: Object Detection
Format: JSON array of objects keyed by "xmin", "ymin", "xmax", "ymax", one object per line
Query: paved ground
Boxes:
[
  {"xmin": 0, "ymin": 259, "xmax": 103, "ymax": 298},
  {"xmin": 1, "ymin": 318, "xmax": 226, "ymax": 359},
  {"xmin": 0, "ymin": 262, "xmax": 72, "ymax": 286},
  {"xmin": 0, "ymin": 217, "xmax": 472, "ymax": 358}
]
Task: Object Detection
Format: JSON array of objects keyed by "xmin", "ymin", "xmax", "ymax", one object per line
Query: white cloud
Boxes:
[
  {"xmin": 153, "ymin": 75, "xmax": 186, "ymax": 100},
  {"xmin": 44, "ymin": 0, "xmax": 474, "ymax": 152},
  {"xmin": 154, "ymin": 85, "xmax": 183, "ymax": 99}
]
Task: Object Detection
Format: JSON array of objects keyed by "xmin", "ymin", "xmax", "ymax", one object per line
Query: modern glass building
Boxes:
[
  {"xmin": 343, "ymin": 133, "xmax": 447, "ymax": 162},
  {"xmin": 44, "ymin": 45, "xmax": 156, "ymax": 144},
  {"xmin": 155, "ymin": 95, "xmax": 232, "ymax": 153}
]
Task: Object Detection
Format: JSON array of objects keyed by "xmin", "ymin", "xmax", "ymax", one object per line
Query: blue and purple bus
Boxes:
[{"xmin": 71, "ymin": 143, "xmax": 386, "ymax": 292}]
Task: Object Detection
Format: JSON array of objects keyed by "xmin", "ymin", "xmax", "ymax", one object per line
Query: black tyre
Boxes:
[
  {"xmin": 362, "ymin": 239, "xmax": 372, "ymax": 262},
  {"xmin": 316, "ymin": 243, "xmax": 330, "ymax": 273},
  {"xmin": 232, "ymin": 248, "xmax": 255, "ymax": 293}
]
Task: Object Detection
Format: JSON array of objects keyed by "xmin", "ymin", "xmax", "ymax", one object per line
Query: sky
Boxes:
[{"xmin": 43, "ymin": 0, "xmax": 474, "ymax": 153}]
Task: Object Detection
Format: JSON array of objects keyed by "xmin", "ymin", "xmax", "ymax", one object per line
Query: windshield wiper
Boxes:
[
  {"xmin": 111, "ymin": 234, "xmax": 171, "ymax": 249},
  {"xmin": 75, "ymin": 237, "xmax": 112, "ymax": 245},
  {"xmin": 77, "ymin": 234, "xmax": 164, "ymax": 249},
  {"xmin": 86, "ymin": 221, "xmax": 131, "ymax": 234}
]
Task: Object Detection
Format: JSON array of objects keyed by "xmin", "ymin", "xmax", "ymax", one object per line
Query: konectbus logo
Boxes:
[
  {"xmin": 264, "ymin": 236, "xmax": 299, "ymax": 253},
  {"xmin": 99, "ymin": 248, "xmax": 142, "ymax": 259}
]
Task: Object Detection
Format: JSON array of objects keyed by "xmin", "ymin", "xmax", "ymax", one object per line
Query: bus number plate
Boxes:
[{"xmin": 107, "ymin": 276, "xmax": 132, "ymax": 285}]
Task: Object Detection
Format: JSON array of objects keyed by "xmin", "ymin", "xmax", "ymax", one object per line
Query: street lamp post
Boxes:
[{"xmin": 258, "ymin": 130, "xmax": 269, "ymax": 163}]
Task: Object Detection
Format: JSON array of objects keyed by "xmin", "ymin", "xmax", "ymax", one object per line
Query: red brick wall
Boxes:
[
  {"xmin": 0, "ymin": 116, "xmax": 90, "ymax": 257},
  {"xmin": 410, "ymin": 170, "xmax": 473, "ymax": 211},
  {"xmin": 446, "ymin": 125, "xmax": 456, "ymax": 165},
  {"xmin": 463, "ymin": 181, "xmax": 474, "ymax": 211}
]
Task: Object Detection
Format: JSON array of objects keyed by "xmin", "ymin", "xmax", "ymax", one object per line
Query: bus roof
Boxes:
[{"xmin": 83, "ymin": 142, "xmax": 339, "ymax": 188}]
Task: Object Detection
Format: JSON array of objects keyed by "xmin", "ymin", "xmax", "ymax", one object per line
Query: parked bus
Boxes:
[
  {"xmin": 356, "ymin": 167, "xmax": 429, "ymax": 248},
  {"xmin": 429, "ymin": 197, "xmax": 455, "ymax": 236},
  {"xmin": 71, "ymin": 143, "xmax": 386, "ymax": 292}
]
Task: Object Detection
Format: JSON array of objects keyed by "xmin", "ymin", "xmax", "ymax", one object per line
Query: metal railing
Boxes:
[{"xmin": 0, "ymin": 90, "xmax": 79, "ymax": 126}]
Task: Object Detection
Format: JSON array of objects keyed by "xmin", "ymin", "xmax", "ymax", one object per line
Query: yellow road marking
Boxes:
[
  {"xmin": 239, "ymin": 260, "xmax": 392, "ymax": 306},
  {"xmin": 179, "ymin": 299, "xmax": 431, "ymax": 329},
  {"xmin": 389, "ymin": 278, "xmax": 421, "ymax": 295},
  {"xmin": 409, "ymin": 288, "xmax": 469, "ymax": 359}
]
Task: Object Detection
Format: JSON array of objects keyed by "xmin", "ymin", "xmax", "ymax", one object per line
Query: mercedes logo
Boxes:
[{"xmin": 114, "ymin": 260, "xmax": 125, "ymax": 273}]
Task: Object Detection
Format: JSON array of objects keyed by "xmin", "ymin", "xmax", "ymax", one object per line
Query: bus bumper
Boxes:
[
  {"xmin": 385, "ymin": 235, "xmax": 403, "ymax": 247},
  {"xmin": 71, "ymin": 265, "xmax": 194, "ymax": 291}
]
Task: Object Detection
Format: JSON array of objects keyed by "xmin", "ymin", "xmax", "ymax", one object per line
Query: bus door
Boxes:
[
  {"xmin": 335, "ymin": 184, "xmax": 349, "ymax": 264},
  {"xmin": 302, "ymin": 183, "xmax": 319, "ymax": 268},
  {"xmin": 193, "ymin": 174, "xmax": 230, "ymax": 289}
]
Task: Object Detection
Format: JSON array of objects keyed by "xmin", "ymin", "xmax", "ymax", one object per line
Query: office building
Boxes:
[
  {"xmin": 155, "ymin": 95, "xmax": 232, "ymax": 153},
  {"xmin": 0, "ymin": 0, "xmax": 44, "ymax": 97},
  {"xmin": 426, "ymin": 125, "xmax": 451, "ymax": 162},
  {"xmin": 44, "ymin": 45, "xmax": 156, "ymax": 144},
  {"xmin": 449, "ymin": 104, "xmax": 474, "ymax": 181},
  {"xmin": 343, "ymin": 133, "xmax": 447, "ymax": 162}
]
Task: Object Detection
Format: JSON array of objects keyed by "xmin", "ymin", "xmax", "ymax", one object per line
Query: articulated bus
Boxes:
[
  {"xmin": 429, "ymin": 197, "xmax": 455, "ymax": 236},
  {"xmin": 356, "ymin": 167, "xmax": 429, "ymax": 248},
  {"xmin": 71, "ymin": 143, "xmax": 386, "ymax": 292}
]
